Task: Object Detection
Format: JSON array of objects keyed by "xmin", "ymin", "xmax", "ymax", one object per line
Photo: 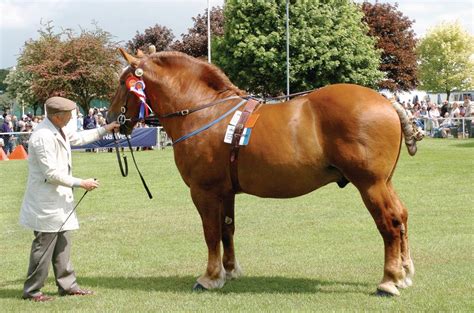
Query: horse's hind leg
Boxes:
[
  {"xmin": 357, "ymin": 180, "xmax": 407, "ymax": 296},
  {"xmin": 190, "ymin": 187, "xmax": 226, "ymax": 290},
  {"xmin": 221, "ymin": 194, "xmax": 243, "ymax": 280},
  {"xmin": 387, "ymin": 182, "xmax": 415, "ymax": 288}
]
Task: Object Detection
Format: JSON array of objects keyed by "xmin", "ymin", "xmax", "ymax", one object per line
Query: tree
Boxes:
[
  {"xmin": 171, "ymin": 7, "xmax": 224, "ymax": 58},
  {"xmin": 4, "ymin": 67, "xmax": 40, "ymax": 114},
  {"xmin": 0, "ymin": 69, "xmax": 9, "ymax": 93},
  {"xmin": 62, "ymin": 26, "xmax": 121, "ymax": 111},
  {"xmin": 361, "ymin": 1, "xmax": 418, "ymax": 91},
  {"xmin": 127, "ymin": 24, "xmax": 175, "ymax": 53},
  {"xmin": 417, "ymin": 21, "xmax": 474, "ymax": 100},
  {"xmin": 8, "ymin": 22, "xmax": 121, "ymax": 113},
  {"xmin": 214, "ymin": 0, "xmax": 383, "ymax": 96}
]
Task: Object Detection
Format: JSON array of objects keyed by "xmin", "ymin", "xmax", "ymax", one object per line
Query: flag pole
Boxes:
[
  {"xmin": 286, "ymin": 0, "xmax": 290, "ymax": 99},
  {"xmin": 208, "ymin": 0, "xmax": 211, "ymax": 63}
]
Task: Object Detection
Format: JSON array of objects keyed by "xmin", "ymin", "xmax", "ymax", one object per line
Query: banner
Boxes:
[{"xmin": 72, "ymin": 127, "xmax": 157, "ymax": 149}]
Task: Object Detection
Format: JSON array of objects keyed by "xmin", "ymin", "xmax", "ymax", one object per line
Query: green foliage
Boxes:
[
  {"xmin": 214, "ymin": 0, "xmax": 383, "ymax": 95},
  {"xmin": 417, "ymin": 21, "xmax": 474, "ymax": 98},
  {"xmin": 0, "ymin": 69, "xmax": 9, "ymax": 92},
  {"xmin": 4, "ymin": 68, "xmax": 39, "ymax": 114},
  {"xmin": 0, "ymin": 139, "xmax": 473, "ymax": 311}
]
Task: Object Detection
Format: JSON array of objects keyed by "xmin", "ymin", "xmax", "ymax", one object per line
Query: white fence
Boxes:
[{"xmin": 417, "ymin": 116, "xmax": 473, "ymax": 138}]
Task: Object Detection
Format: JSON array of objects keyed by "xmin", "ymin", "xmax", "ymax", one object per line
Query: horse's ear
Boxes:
[
  {"xmin": 136, "ymin": 49, "xmax": 145, "ymax": 58},
  {"xmin": 118, "ymin": 48, "xmax": 140, "ymax": 68}
]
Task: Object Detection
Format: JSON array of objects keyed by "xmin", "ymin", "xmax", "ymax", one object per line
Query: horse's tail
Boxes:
[{"xmin": 391, "ymin": 99, "xmax": 424, "ymax": 156}]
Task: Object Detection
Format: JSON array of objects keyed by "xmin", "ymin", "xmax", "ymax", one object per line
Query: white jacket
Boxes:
[{"xmin": 19, "ymin": 117, "xmax": 106, "ymax": 232}]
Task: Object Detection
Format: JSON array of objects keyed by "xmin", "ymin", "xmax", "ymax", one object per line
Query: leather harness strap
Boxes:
[{"xmin": 230, "ymin": 99, "xmax": 260, "ymax": 192}]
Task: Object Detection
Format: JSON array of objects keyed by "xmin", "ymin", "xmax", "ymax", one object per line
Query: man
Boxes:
[
  {"xmin": 83, "ymin": 108, "xmax": 97, "ymax": 152},
  {"xmin": 19, "ymin": 97, "xmax": 119, "ymax": 302},
  {"xmin": 1, "ymin": 114, "xmax": 13, "ymax": 155},
  {"xmin": 464, "ymin": 97, "xmax": 473, "ymax": 137}
]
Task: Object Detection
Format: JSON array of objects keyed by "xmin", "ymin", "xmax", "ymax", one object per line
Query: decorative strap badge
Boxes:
[
  {"xmin": 126, "ymin": 72, "xmax": 152, "ymax": 119},
  {"xmin": 224, "ymin": 110, "xmax": 260, "ymax": 146}
]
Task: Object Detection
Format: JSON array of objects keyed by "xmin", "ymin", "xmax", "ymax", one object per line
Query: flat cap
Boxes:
[{"xmin": 45, "ymin": 97, "xmax": 76, "ymax": 114}]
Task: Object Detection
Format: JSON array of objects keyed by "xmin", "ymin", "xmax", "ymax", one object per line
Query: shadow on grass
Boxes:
[
  {"xmin": 77, "ymin": 275, "xmax": 371, "ymax": 295},
  {"xmin": 0, "ymin": 276, "xmax": 374, "ymax": 299},
  {"xmin": 453, "ymin": 141, "xmax": 474, "ymax": 148}
]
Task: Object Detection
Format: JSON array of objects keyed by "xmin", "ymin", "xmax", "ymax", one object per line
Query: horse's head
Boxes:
[{"xmin": 107, "ymin": 48, "xmax": 152, "ymax": 135}]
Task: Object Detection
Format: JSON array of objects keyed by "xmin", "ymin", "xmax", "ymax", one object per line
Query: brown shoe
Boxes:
[
  {"xmin": 23, "ymin": 293, "xmax": 54, "ymax": 302},
  {"xmin": 59, "ymin": 288, "xmax": 94, "ymax": 296}
]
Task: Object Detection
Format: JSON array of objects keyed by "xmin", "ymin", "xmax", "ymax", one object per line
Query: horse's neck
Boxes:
[{"xmin": 153, "ymin": 86, "xmax": 241, "ymax": 141}]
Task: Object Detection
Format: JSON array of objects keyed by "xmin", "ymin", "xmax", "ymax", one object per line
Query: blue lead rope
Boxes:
[{"xmin": 172, "ymin": 99, "xmax": 247, "ymax": 145}]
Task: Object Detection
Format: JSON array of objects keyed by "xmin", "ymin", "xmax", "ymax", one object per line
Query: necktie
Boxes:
[{"xmin": 59, "ymin": 128, "xmax": 66, "ymax": 141}]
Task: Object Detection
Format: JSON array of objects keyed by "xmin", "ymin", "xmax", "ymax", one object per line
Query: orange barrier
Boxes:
[
  {"xmin": 9, "ymin": 145, "xmax": 28, "ymax": 160},
  {"xmin": 0, "ymin": 148, "xmax": 9, "ymax": 161}
]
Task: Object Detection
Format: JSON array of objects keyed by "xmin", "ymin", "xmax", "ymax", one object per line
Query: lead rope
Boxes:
[
  {"xmin": 112, "ymin": 131, "xmax": 152, "ymax": 199},
  {"xmin": 113, "ymin": 132, "xmax": 128, "ymax": 177},
  {"xmin": 125, "ymin": 135, "xmax": 153, "ymax": 199}
]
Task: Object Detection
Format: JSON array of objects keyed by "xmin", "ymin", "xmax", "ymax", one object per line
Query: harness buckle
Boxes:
[
  {"xmin": 117, "ymin": 114, "xmax": 130, "ymax": 125},
  {"xmin": 180, "ymin": 109, "xmax": 190, "ymax": 116}
]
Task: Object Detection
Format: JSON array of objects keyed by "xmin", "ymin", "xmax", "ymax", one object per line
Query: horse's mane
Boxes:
[{"xmin": 149, "ymin": 51, "xmax": 245, "ymax": 96}]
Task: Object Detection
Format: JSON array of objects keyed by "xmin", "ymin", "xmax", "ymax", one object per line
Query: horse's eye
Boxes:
[{"xmin": 120, "ymin": 80, "xmax": 125, "ymax": 86}]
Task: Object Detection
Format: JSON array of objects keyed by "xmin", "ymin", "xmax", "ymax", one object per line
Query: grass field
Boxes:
[{"xmin": 1, "ymin": 138, "xmax": 473, "ymax": 312}]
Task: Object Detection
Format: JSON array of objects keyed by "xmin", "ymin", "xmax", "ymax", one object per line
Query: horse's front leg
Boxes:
[
  {"xmin": 221, "ymin": 194, "xmax": 243, "ymax": 280},
  {"xmin": 190, "ymin": 187, "xmax": 226, "ymax": 290}
]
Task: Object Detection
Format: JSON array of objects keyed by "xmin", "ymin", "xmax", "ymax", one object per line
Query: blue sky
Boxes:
[{"xmin": 0, "ymin": 0, "xmax": 472, "ymax": 69}]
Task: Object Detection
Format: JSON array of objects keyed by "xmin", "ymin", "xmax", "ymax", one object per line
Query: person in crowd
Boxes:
[
  {"xmin": 18, "ymin": 115, "xmax": 28, "ymax": 132},
  {"xmin": 437, "ymin": 112, "xmax": 456, "ymax": 138},
  {"xmin": 450, "ymin": 102, "xmax": 460, "ymax": 118},
  {"xmin": 440, "ymin": 100, "xmax": 449, "ymax": 118},
  {"xmin": 464, "ymin": 97, "xmax": 473, "ymax": 136},
  {"xmin": 77, "ymin": 111, "xmax": 84, "ymax": 131},
  {"xmin": 19, "ymin": 97, "xmax": 119, "ymax": 302},
  {"xmin": 12, "ymin": 115, "xmax": 19, "ymax": 131},
  {"xmin": 459, "ymin": 104, "xmax": 466, "ymax": 117},
  {"xmin": 83, "ymin": 108, "xmax": 97, "ymax": 152},
  {"xmin": 19, "ymin": 121, "xmax": 34, "ymax": 151},
  {"xmin": 1, "ymin": 114, "xmax": 14, "ymax": 155},
  {"xmin": 31, "ymin": 116, "xmax": 40, "ymax": 129},
  {"xmin": 97, "ymin": 112, "xmax": 107, "ymax": 127},
  {"xmin": 427, "ymin": 102, "xmax": 440, "ymax": 135},
  {"xmin": 83, "ymin": 108, "xmax": 97, "ymax": 130}
]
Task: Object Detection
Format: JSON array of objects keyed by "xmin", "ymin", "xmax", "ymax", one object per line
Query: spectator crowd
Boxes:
[
  {"xmin": 399, "ymin": 96, "xmax": 473, "ymax": 138},
  {"xmin": 1, "ymin": 106, "xmax": 110, "ymax": 156}
]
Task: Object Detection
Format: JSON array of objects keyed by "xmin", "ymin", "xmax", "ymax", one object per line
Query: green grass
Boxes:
[{"xmin": 1, "ymin": 138, "xmax": 473, "ymax": 312}]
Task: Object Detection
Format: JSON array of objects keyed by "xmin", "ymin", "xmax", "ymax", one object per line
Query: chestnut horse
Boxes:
[{"xmin": 107, "ymin": 48, "xmax": 422, "ymax": 296}]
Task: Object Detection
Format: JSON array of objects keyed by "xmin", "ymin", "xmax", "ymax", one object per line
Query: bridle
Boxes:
[{"xmin": 112, "ymin": 67, "xmax": 153, "ymax": 199}]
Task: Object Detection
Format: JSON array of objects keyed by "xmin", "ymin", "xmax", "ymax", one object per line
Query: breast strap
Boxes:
[{"xmin": 230, "ymin": 99, "xmax": 260, "ymax": 192}]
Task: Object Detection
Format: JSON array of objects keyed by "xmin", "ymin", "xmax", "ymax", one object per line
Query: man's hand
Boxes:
[
  {"xmin": 104, "ymin": 121, "xmax": 120, "ymax": 133},
  {"xmin": 80, "ymin": 178, "xmax": 99, "ymax": 191}
]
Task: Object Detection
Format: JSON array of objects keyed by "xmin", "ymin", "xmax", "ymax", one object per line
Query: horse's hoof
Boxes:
[
  {"xmin": 192, "ymin": 283, "xmax": 208, "ymax": 292},
  {"xmin": 377, "ymin": 282, "xmax": 400, "ymax": 297},
  {"xmin": 376, "ymin": 289, "xmax": 396, "ymax": 297}
]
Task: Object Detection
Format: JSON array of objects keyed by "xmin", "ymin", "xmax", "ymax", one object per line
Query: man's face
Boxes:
[{"xmin": 56, "ymin": 111, "xmax": 72, "ymax": 128}]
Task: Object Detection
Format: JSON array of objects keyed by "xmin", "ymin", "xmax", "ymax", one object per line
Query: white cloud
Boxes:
[{"xmin": 0, "ymin": 0, "xmax": 70, "ymax": 30}]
